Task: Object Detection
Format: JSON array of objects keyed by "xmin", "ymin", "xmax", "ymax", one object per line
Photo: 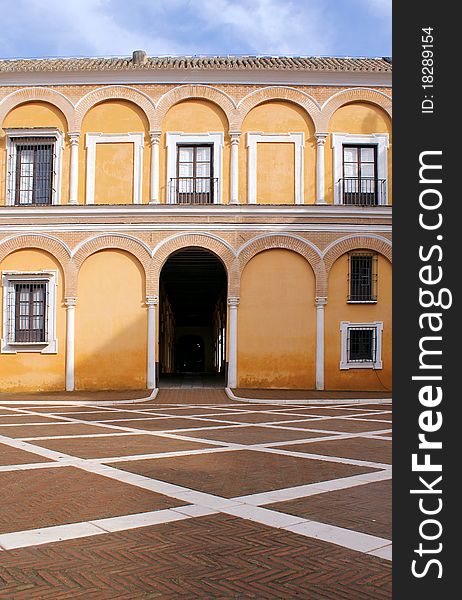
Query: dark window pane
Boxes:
[
  {"xmin": 349, "ymin": 254, "xmax": 377, "ymax": 301},
  {"xmin": 349, "ymin": 328, "xmax": 375, "ymax": 362},
  {"xmin": 14, "ymin": 282, "xmax": 47, "ymax": 342}
]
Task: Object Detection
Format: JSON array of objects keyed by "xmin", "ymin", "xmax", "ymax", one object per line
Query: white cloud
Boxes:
[{"xmin": 194, "ymin": 0, "xmax": 332, "ymax": 55}]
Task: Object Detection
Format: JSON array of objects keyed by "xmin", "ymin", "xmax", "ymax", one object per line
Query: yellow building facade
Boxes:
[{"xmin": 0, "ymin": 53, "xmax": 392, "ymax": 393}]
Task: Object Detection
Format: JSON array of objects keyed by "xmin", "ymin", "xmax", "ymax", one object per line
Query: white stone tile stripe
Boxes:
[{"xmin": 0, "ymin": 401, "xmax": 392, "ymax": 561}]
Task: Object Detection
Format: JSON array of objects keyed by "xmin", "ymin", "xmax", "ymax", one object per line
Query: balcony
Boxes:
[
  {"xmin": 168, "ymin": 177, "xmax": 218, "ymax": 205},
  {"xmin": 337, "ymin": 178, "xmax": 387, "ymax": 206}
]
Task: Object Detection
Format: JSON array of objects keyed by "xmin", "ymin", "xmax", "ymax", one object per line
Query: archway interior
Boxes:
[{"xmin": 159, "ymin": 248, "xmax": 227, "ymax": 387}]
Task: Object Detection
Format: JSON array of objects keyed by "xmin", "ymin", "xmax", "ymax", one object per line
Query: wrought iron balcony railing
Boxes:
[
  {"xmin": 338, "ymin": 177, "xmax": 386, "ymax": 206},
  {"xmin": 168, "ymin": 177, "xmax": 218, "ymax": 204}
]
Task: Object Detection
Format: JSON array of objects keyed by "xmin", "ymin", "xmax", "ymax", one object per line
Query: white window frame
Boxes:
[
  {"xmin": 85, "ymin": 132, "xmax": 144, "ymax": 205},
  {"xmin": 4, "ymin": 128, "xmax": 64, "ymax": 206},
  {"xmin": 331, "ymin": 133, "xmax": 389, "ymax": 205},
  {"xmin": 1, "ymin": 270, "xmax": 58, "ymax": 354},
  {"xmin": 340, "ymin": 321, "xmax": 383, "ymax": 370},
  {"xmin": 246, "ymin": 132, "xmax": 305, "ymax": 205},
  {"xmin": 165, "ymin": 132, "xmax": 224, "ymax": 204}
]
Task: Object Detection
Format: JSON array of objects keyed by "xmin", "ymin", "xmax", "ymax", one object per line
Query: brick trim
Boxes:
[
  {"xmin": 319, "ymin": 88, "xmax": 392, "ymax": 130},
  {"xmin": 151, "ymin": 233, "xmax": 236, "ymax": 295},
  {"xmin": 153, "ymin": 85, "xmax": 237, "ymax": 130},
  {"xmin": 70, "ymin": 234, "xmax": 152, "ymax": 296},
  {"xmin": 0, "ymin": 87, "xmax": 74, "ymax": 131},
  {"xmin": 0, "ymin": 233, "xmax": 71, "ymax": 293},
  {"xmin": 73, "ymin": 85, "xmax": 157, "ymax": 130},
  {"xmin": 323, "ymin": 234, "xmax": 392, "ymax": 275},
  {"xmin": 237, "ymin": 86, "xmax": 322, "ymax": 130}
]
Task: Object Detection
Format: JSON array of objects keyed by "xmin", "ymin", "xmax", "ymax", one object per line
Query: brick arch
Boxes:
[
  {"xmin": 69, "ymin": 234, "xmax": 151, "ymax": 297},
  {"xmin": 322, "ymin": 234, "xmax": 392, "ymax": 291},
  {"xmin": 73, "ymin": 86, "xmax": 156, "ymax": 130},
  {"xmin": 236, "ymin": 86, "xmax": 322, "ymax": 131},
  {"xmin": 237, "ymin": 234, "xmax": 325, "ymax": 296},
  {"xmin": 319, "ymin": 88, "xmax": 392, "ymax": 131},
  {"xmin": 0, "ymin": 87, "xmax": 74, "ymax": 130},
  {"xmin": 152, "ymin": 233, "xmax": 236, "ymax": 295},
  {"xmin": 153, "ymin": 85, "xmax": 237, "ymax": 130},
  {"xmin": 0, "ymin": 234, "xmax": 72, "ymax": 293}
]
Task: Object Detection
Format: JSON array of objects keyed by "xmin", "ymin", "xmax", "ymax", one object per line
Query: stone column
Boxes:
[
  {"xmin": 149, "ymin": 131, "xmax": 161, "ymax": 204},
  {"xmin": 68, "ymin": 132, "xmax": 80, "ymax": 205},
  {"xmin": 65, "ymin": 297, "xmax": 77, "ymax": 391},
  {"xmin": 146, "ymin": 295, "xmax": 159, "ymax": 388},
  {"xmin": 315, "ymin": 297, "xmax": 327, "ymax": 390},
  {"xmin": 227, "ymin": 297, "xmax": 240, "ymax": 388},
  {"xmin": 229, "ymin": 132, "xmax": 241, "ymax": 205},
  {"xmin": 315, "ymin": 133, "xmax": 328, "ymax": 204}
]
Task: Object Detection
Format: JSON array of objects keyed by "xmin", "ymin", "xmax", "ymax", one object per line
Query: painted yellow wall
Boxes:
[
  {"xmin": 161, "ymin": 99, "xmax": 229, "ymax": 204},
  {"xmin": 0, "ymin": 102, "xmax": 70, "ymax": 206},
  {"xmin": 0, "ymin": 249, "xmax": 66, "ymax": 392},
  {"xmin": 326, "ymin": 102, "xmax": 392, "ymax": 204},
  {"xmin": 324, "ymin": 252, "xmax": 392, "ymax": 391},
  {"xmin": 240, "ymin": 101, "xmax": 315, "ymax": 204},
  {"xmin": 237, "ymin": 249, "xmax": 315, "ymax": 388},
  {"xmin": 94, "ymin": 143, "xmax": 134, "ymax": 204},
  {"xmin": 75, "ymin": 250, "xmax": 147, "ymax": 390},
  {"xmin": 79, "ymin": 100, "xmax": 150, "ymax": 204},
  {"xmin": 256, "ymin": 142, "xmax": 295, "ymax": 203}
]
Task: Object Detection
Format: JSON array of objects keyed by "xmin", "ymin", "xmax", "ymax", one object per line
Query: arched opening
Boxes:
[{"xmin": 159, "ymin": 247, "xmax": 227, "ymax": 387}]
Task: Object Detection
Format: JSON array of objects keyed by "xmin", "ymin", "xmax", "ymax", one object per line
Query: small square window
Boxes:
[
  {"xmin": 348, "ymin": 253, "xmax": 378, "ymax": 302},
  {"xmin": 340, "ymin": 321, "xmax": 383, "ymax": 370},
  {"xmin": 1, "ymin": 271, "xmax": 58, "ymax": 354}
]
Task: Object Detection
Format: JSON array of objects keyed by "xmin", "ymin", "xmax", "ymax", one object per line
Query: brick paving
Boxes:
[
  {"xmin": 0, "ymin": 514, "xmax": 392, "ymax": 600},
  {"xmin": 274, "ymin": 437, "xmax": 392, "ymax": 464},
  {"xmin": 268, "ymin": 481, "xmax": 392, "ymax": 539},
  {"xmin": 0, "ymin": 390, "xmax": 392, "ymax": 598}
]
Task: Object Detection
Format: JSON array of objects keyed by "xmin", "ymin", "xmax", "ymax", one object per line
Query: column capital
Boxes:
[
  {"xmin": 65, "ymin": 296, "xmax": 77, "ymax": 307},
  {"xmin": 315, "ymin": 133, "xmax": 328, "ymax": 145},
  {"xmin": 149, "ymin": 131, "xmax": 161, "ymax": 145},
  {"xmin": 146, "ymin": 295, "xmax": 159, "ymax": 306},
  {"xmin": 227, "ymin": 296, "xmax": 240, "ymax": 307},
  {"xmin": 229, "ymin": 131, "xmax": 242, "ymax": 144},
  {"xmin": 68, "ymin": 132, "xmax": 80, "ymax": 145},
  {"xmin": 315, "ymin": 297, "xmax": 328, "ymax": 307}
]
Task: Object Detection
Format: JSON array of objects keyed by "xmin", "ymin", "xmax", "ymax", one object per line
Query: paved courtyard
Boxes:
[{"xmin": 0, "ymin": 390, "xmax": 392, "ymax": 599}]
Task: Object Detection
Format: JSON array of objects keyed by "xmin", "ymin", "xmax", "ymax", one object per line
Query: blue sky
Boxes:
[{"xmin": 0, "ymin": 0, "xmax": 391, "ymax": 59}]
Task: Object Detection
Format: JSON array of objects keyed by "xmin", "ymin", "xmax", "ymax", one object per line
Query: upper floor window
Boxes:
[
  {"xmin": 170, "ymin": 144, "xmax": 216, "ymax": 204},
  {"xmin": 165, "ymin": 133, "xmax": 224, "ymax": 205},
  {"xmin": 348, "ymin": 252, "xmax": 378, "ymax": 302},
  {"xmin": 4, "ymin": 128, "xmax": 64, "ymax": 207},
  {"xmin": 331, "ymin": 133, "xmax": 389, "ymax": 206},
  {"xmin": 342, "ymin": 145, "xmax": 381, "ymax": 205},
  {"xmin": 1, "ymin": 271, "xmax": 58, "ymax": 354}
]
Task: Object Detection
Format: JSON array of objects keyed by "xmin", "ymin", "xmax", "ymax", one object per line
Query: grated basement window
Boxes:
[
  {"xmin": 348, "ymin": 253, "xmax": 378, "ymax": 301},
  {"xmin": 7, "ymin": 282, "xmax": 49, "ymax": 343},
  {"xmin": 9, "ymin": 138, "xmax": 56, "ymax": 205},
  {"xmin": 347, "ymin": 326, "xmax": 376, "ymax": 363}
]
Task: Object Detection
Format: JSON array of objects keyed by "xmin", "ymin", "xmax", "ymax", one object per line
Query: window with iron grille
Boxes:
[
  {"xmin": 348, "ymin": 252, "xmax": 378, "ymax": 302},
  {"xmin": 5, "ymin": 129, "xmax": 63, "ymax": 206},
  {"xmin": 1, "ymin": 271, "xmax": 58, "ymax": 354},
  {"xmin": 13, "ymin": 282, "xmax": 47, "ymax": 342},
  {"xmin": 340, "ymin": 321, "xmax": 383, "ymax": 369}
]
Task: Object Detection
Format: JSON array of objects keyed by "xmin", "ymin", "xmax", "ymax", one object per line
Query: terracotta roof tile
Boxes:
[{"xmin": 0, "ymin": 54, "xmax": 392, "ymax": 73}]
